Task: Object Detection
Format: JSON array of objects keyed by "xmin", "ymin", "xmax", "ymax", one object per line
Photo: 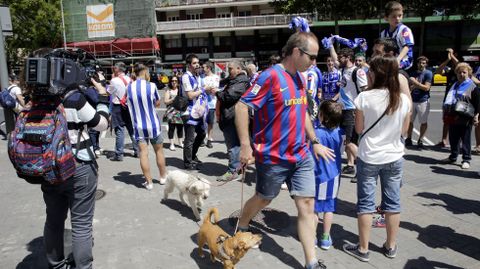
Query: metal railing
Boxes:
[
  {"xmin": 155, "ymin": 0, "xmax": 264, "ymax": 7},
  {"xmin": 157, "ymin": 13, "xmax": 313, "ymax": 32}
]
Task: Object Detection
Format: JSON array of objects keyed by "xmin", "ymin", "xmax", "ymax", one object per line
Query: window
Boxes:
[
  {"xmin": 187, "ymin": 37, "xmax": 208, "ymax": 47},
  {"xmin": 238, "ymin": 11, "xmax": 251, "ymax": 17},
  {"xmin": 186, "ymin": 13, "xmax": 202, "ymax": 20},
  {"xmin": 167, "ymin": 16, "xmax": 180, "ymax": 21},
  {"xmin": 217, "ymin": 12, "xmax": 231, "ymax": 19},
  {"xmin": 165, "ymin": 39, "xmax": 182, "ymax": 48}
]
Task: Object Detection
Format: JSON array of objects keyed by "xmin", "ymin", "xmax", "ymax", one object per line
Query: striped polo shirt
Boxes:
[{"xmin": 126, "ymin": 79, "xmax": 161, "ymax": 139}]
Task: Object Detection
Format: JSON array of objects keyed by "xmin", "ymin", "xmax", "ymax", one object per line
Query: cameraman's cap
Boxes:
[{"xmin": 114, "ymin": 62, "xmax": 126, "ymax": 72}]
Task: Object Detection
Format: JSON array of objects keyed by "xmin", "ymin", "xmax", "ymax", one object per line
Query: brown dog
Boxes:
[{"xmin": 197, "ymin": 208, "xmax": 262, "ymax": 269}]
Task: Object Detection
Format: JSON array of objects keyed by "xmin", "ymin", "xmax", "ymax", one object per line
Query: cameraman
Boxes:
[{"xmin": 30, "ymin": 49, "xmax": 110, "ymax": 269}]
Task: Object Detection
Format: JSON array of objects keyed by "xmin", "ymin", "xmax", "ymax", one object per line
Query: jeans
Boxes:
[
  {"xmin": 41, "ymin": 163, "xmax": 98, "ymax": 269},
  {"xmin": 448, "ymin": 123, "xmax": 472, "ymax": 162},
  {"xmin": 183, "ymin": 123, "xmax": 206, "ymax": 165},
  {"xmin": 356, "ymin": 158, "xmax": 403, "ymax": 214},
  {"xmin": 222, "ymin": 123, "xmax": 241, "ymax": 173},
  {"xmin": 88, "ymin": 129, "xmax": 100, "ymax": 151},
  {"xmin": 114, "ymin": 126, "xmax": 138, "ymax": 158}
]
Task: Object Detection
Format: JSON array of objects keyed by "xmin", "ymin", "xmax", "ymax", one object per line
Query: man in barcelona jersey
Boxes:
[{"xmin": 235, "ymin": 31, "xmax": 335, "ymax": 269}]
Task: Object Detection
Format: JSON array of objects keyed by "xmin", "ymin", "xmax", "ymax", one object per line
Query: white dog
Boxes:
[{"xmin": 163, "ymin": 170, "xmax": 211, "ymax": 220}]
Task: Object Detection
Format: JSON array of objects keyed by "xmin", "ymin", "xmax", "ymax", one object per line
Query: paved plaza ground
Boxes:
[{"xmin": 1, "ymin": 131, "xmax": 479, "ymax": 269}]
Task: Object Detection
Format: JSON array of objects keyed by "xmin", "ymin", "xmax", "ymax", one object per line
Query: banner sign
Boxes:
[{"xmin": 86, "ymin": 4, "xmax": 115, "ymax": 38}]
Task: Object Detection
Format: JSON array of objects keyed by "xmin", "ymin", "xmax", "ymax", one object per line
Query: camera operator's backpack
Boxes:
[
  {"xmin": 0, "ymin": 86, "xmax": 18, "ymax": 109},
  {"xmin": 7, "ymin": 96, "xmax": 76, "ymax": 184}
]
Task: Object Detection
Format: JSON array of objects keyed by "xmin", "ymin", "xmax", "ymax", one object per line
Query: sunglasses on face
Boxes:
[{"xmin": 298, "ymin": 48, "xmax": 317, "ymax": 61}]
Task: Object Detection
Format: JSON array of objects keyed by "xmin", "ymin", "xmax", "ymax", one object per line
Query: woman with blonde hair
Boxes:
[
  {"xmin": 126, "ymin": 63, "xmax": 167, "ymax": 190},
  {"xmin": 442, "ymin": 62, "xmax": 479, "ymax": 169}
]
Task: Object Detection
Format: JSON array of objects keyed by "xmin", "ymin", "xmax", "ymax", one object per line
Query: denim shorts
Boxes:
[
  {"xmin": 255, "ymin": 155, "xmax": 315, "ymax": 200},
  {"xmin": 356, "ymin": 158, "xmax": 403, "ymax": 214},
  {"xmin": 137, "ymin": 135, "xmax": 164, "ymax": 145}
]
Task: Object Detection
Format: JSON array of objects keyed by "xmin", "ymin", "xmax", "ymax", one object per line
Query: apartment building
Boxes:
[{"xmin": 155, "ymin": 0, "xmax": 311, "ymax": 71}]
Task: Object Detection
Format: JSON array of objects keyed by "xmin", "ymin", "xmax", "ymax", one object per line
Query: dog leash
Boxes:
[{"xmin": 234, "ymin": 163, "xmax": 247, "ymax": 234}]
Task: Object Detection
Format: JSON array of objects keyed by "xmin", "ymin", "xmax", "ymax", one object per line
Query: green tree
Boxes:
[{"xmin": 3, "ymin": 0, "xmax": 63, "ymax": 69}]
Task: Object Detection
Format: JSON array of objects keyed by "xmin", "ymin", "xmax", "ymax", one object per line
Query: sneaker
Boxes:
[
  {"xmin": 342, "ymin": 165, "xmax": 355, "ymax": 175},
  {"xmin": 404, "ymin": 137, "xmax": 413, "ymax": 147},
  {"xmin": 206, "ymin": 140, "xmax": 213, "ymax": 148},
  {"xmin": 343, "ymin": 243, "xmax": 370, "ymax": 262},
  {"xmin": 192, "ymin": 158, "xmax": 203, "ymax": 164},
  {"xmin": 281, "ymin": 182, "xmax": 288, "ymax": 190},
  {"xmin": 305, "ymin": 260, "xmax": 327, "ymax": 269},
  {"xmin": 440, "ymin": 157, "xmax": 456, "ymax": 164},
  {"xmin": 320, "ymin": 235, "xmax": 333, "ymax": 250},
  {"xmin": 169, "ymin": 144, "xmax": 175, "ymax": 151},
  {"xmin": 217, "ymin": 171, "xmax": 239, "ymax": 182},
  {"xmin": 94, "ymin": 149, "xmax": 101, "ymax": 156},
  {"xmin": 350, "ymin": 177, "xmax": 357, "ymax": 183},
  {"xmin": 372, "ymin": 215, "xmax": 386, "ymax": 228},
  {"xmin": 417, "ymin": 140, "xmax": 424, "ymax": 149},
  {"xmin": 461, "ymin": 162, "xmax": 470, "ymax": 169},
  {"xmin": 110, "ymin": 156, "xmax": 123, "ymax": 162},
  {"xmin": 132, "ymin": 152, "xmax": 138, "ymax": 158},
  {"xmin": 382, "ymin": 243, "xmax": 398, "ymax": 258},
  {"xmin": 184, "ymin": 164, "xmax": 199, "ymax": 171},
  {"xmin": 159, "ymin": 177, "xmax": 167, "ymax": 185},
  {"xmin": 142, "ymin": 181, "xmax": 153, "ymax": 190},
  {"xmin": 200, "ymin": 141, "xmax": 206, "ymax": 147}
]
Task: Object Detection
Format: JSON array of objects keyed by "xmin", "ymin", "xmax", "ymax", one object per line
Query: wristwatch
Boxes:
[{"xmin": 312, "ymin": 137, "xmax": 321, "ymax": 145}]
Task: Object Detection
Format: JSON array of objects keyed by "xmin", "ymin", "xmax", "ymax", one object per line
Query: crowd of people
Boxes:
[{"xmin": 5, "ymin": 1, "xmax": 480, "ymax": 269}]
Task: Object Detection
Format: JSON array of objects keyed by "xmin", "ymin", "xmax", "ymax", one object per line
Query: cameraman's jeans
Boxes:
[
  {"xmin": 222, "ymin": 123, "xmax": 241, "ymax": 173},
  {"xmin": 41, "ymin": 162, "xmax": 97, "ymax": 269},
  {"xmin": 183, "ymin": 122, "xmax": 206, "ymax": 165},
  {"xmin": 114, "ymin": 126, "xmax": 138, "ymax": 158}
]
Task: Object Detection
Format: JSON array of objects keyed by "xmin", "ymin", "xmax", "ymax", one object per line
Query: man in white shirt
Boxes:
[
  {"xmin": 202, "ymin": 61, "xmax": 220, "ymax": 148},
  {"xmin": 8, "ymin": 74, "xmax": 25, "ymax": 114},
  {"xmin": 108, "ymin": 62, "xmax": 138, "ymax": 161}
]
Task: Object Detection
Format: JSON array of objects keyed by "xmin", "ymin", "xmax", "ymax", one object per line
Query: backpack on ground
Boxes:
[
  {"xmin": 7, "ymin": 96, "xmax": 76, "ymax": 184},
  {"xmin": 0, "ymin": 86, "xmax": 17, "ymax": 109}
]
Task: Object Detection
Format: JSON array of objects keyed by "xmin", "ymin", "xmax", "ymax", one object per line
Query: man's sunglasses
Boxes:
[{"xmin": 299, "ymin": 48, "xmax": 317, "ymax": 61}]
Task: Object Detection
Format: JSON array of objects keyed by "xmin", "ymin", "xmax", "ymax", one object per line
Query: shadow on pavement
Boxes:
[
  {"xmin": 401, "ymin": 221, "xmax": 480, "ymax": 261},
  {"xmin": 404, "ymin": 154, "xmax": 439, "ymax": 165},
  {"xmin": 16, "ymin": 237, "xmax": 47, "ymax": 269},
  {"xmin": 165, "ymin": 157, "xmax": 185, "ymax": 170},
  {"xmin": 160, "ymin": 199, "xmax": 201, "ymax": 222},
  {"xmin": 415, "ymin": 192, "xmax": 480, "ymax": 215},
  {"xmin": 112, "ymin": 171, "xmax": 145, "ymax": 188},
  {"xmin": 199, "ymin": 162, "xmax": 228, "ymax": 177},
  {"xmin": 207, "ymin": 151, "xmax": 228, "ymax": 160},
  {"xmin": 403, "ymin": 256, "xmax": 464, "ymax": 269},
  {"xmin": 429, "ymin": 165, "xmax": 479, "ymax": 179},
  {"xmin": 335, "ymin": 198, "xmax": 358, "ymax": 219}
]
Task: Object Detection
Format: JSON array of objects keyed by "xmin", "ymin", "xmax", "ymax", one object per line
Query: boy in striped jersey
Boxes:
[{"xmin": 380, "ymin": 1, "xmax": 415, "ymax": 70}]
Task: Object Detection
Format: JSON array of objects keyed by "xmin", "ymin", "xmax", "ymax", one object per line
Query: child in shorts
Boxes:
[{"xmin": 312, "ymin": 100, "xmax": 344, "ymax": 249}]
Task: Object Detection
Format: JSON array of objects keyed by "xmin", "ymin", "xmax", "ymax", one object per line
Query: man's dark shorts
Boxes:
[
  {"xmin": 341, "ymin": 109, "xmax": 358, "ymax": 145},
  {"xmin": 206, "ymin": 109, "xmax": 216, "ymax": 125}
]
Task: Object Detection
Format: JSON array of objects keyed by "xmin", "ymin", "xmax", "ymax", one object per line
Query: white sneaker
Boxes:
[
  {"xmin": 142, "ymin": 181, "xmax": 153, "ymax": 190},
  {"xmin": 94, "ymin": 149, "xmax": 101, "ymax": 156},
  {"xmin": 159, "ymin": 177, "xmax": 167, "ymax": 185},
  {"xmin": 169, "ymin": 144, "xmax": 175, "ymax": 151},
  {"xmin": 461, "ymin": 162, "xmax": 470, "ymax": 169},
  {"xmin": 281, "ymin": 182, "xmax": 288, "ymax": 190}
]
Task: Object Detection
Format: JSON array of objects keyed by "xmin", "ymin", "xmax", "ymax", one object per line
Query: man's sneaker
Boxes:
[
  {"xmin": 169, "ymin": 144, "xmax": 175, "ymax": 151},
  {"xmin": 192, "ymin": 158, "xmax": 203, "ymax": 164},
  {"xmin": 132, "ymin": 152, "xmax": 138, "ymax": 158},
  {"xmin": 305, "ymin": 260, "xmax": 327, "ymax": 269},
  {"xmin": 343, "ymin": 243, "xmax": 370, "ymax": 262},
  {"xmin": 342, "ymin": 165, "xmax": 355, "ymax": 175},
  {"xmin": 159, "ymin": 177, "xmax": 167, "ymax": 185},
  {"xmin": 142, "ymin": 181, "xmax": 153, "ymax": 190},
  {"xmin": 206, "ymin": 140, "xmax": 213, "ymax": 148},
  {"xmin": 417, "ymin": 140, "xmax": 424, "ymax": 149},
  {"xmin": 320, "ymin": 235, "xmax": 333, "ymax": 250},
  {"xmin": 404, "ymin": 137, "xmax": 413, "ymax": 146},
  {"xmin": 462, "ymin": 162, "xmax": 470, "ymax": 169},
  {"xmin": 184, "ymin": 164, "xmax": 199, "ymax": 171},
  {"xmin": 440, "ymin": 158, "xmax": 456, "ymax": 164},
  {"xmin": 110, "ymin": 155, "xmax": 123, "ymax": 162},
  {"xmin": 281, "ymin": 182, "xmax": 288, "ymax": 190},
  {"xmin": 350, "ymin": 177, "xmax": 357, "ymax": 183},
  {"xmin": 382, "ymin": 243, "xmax": 398, "ymax": 258},
  {"xmin": 217, "ymin": 171, "xmax": 240, "ymax": 182},
  {"xmin": 94, "ymin": 149, "xmax": 101, "ymax": 156},
  {"xmin": 372, "ymin": 215, "xmax": 386, "ymax": 228}
]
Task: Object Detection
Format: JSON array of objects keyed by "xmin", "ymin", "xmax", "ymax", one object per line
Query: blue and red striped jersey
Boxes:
[{"xmin": 240, "ymin": 64, "xmax": 310, "ymax": 164}]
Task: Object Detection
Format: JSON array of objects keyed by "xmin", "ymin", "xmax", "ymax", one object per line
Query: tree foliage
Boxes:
[{"xmin": 3, "ymin": 0, "xmax": 63, "ymax": 67}]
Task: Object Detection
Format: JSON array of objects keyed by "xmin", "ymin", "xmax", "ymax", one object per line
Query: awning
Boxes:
[{"xmin": 67, "ymin": 37, "xmax": 160, "ymax": 57}]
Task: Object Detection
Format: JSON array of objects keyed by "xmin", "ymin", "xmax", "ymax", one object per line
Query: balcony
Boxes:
[
  {"xmin": 155, "ymin": 0, "xmax": 272, "ymax": 11},
  {"xmin": 157, "ymin": 13, "xmax": 313, "ymax": 34}
]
